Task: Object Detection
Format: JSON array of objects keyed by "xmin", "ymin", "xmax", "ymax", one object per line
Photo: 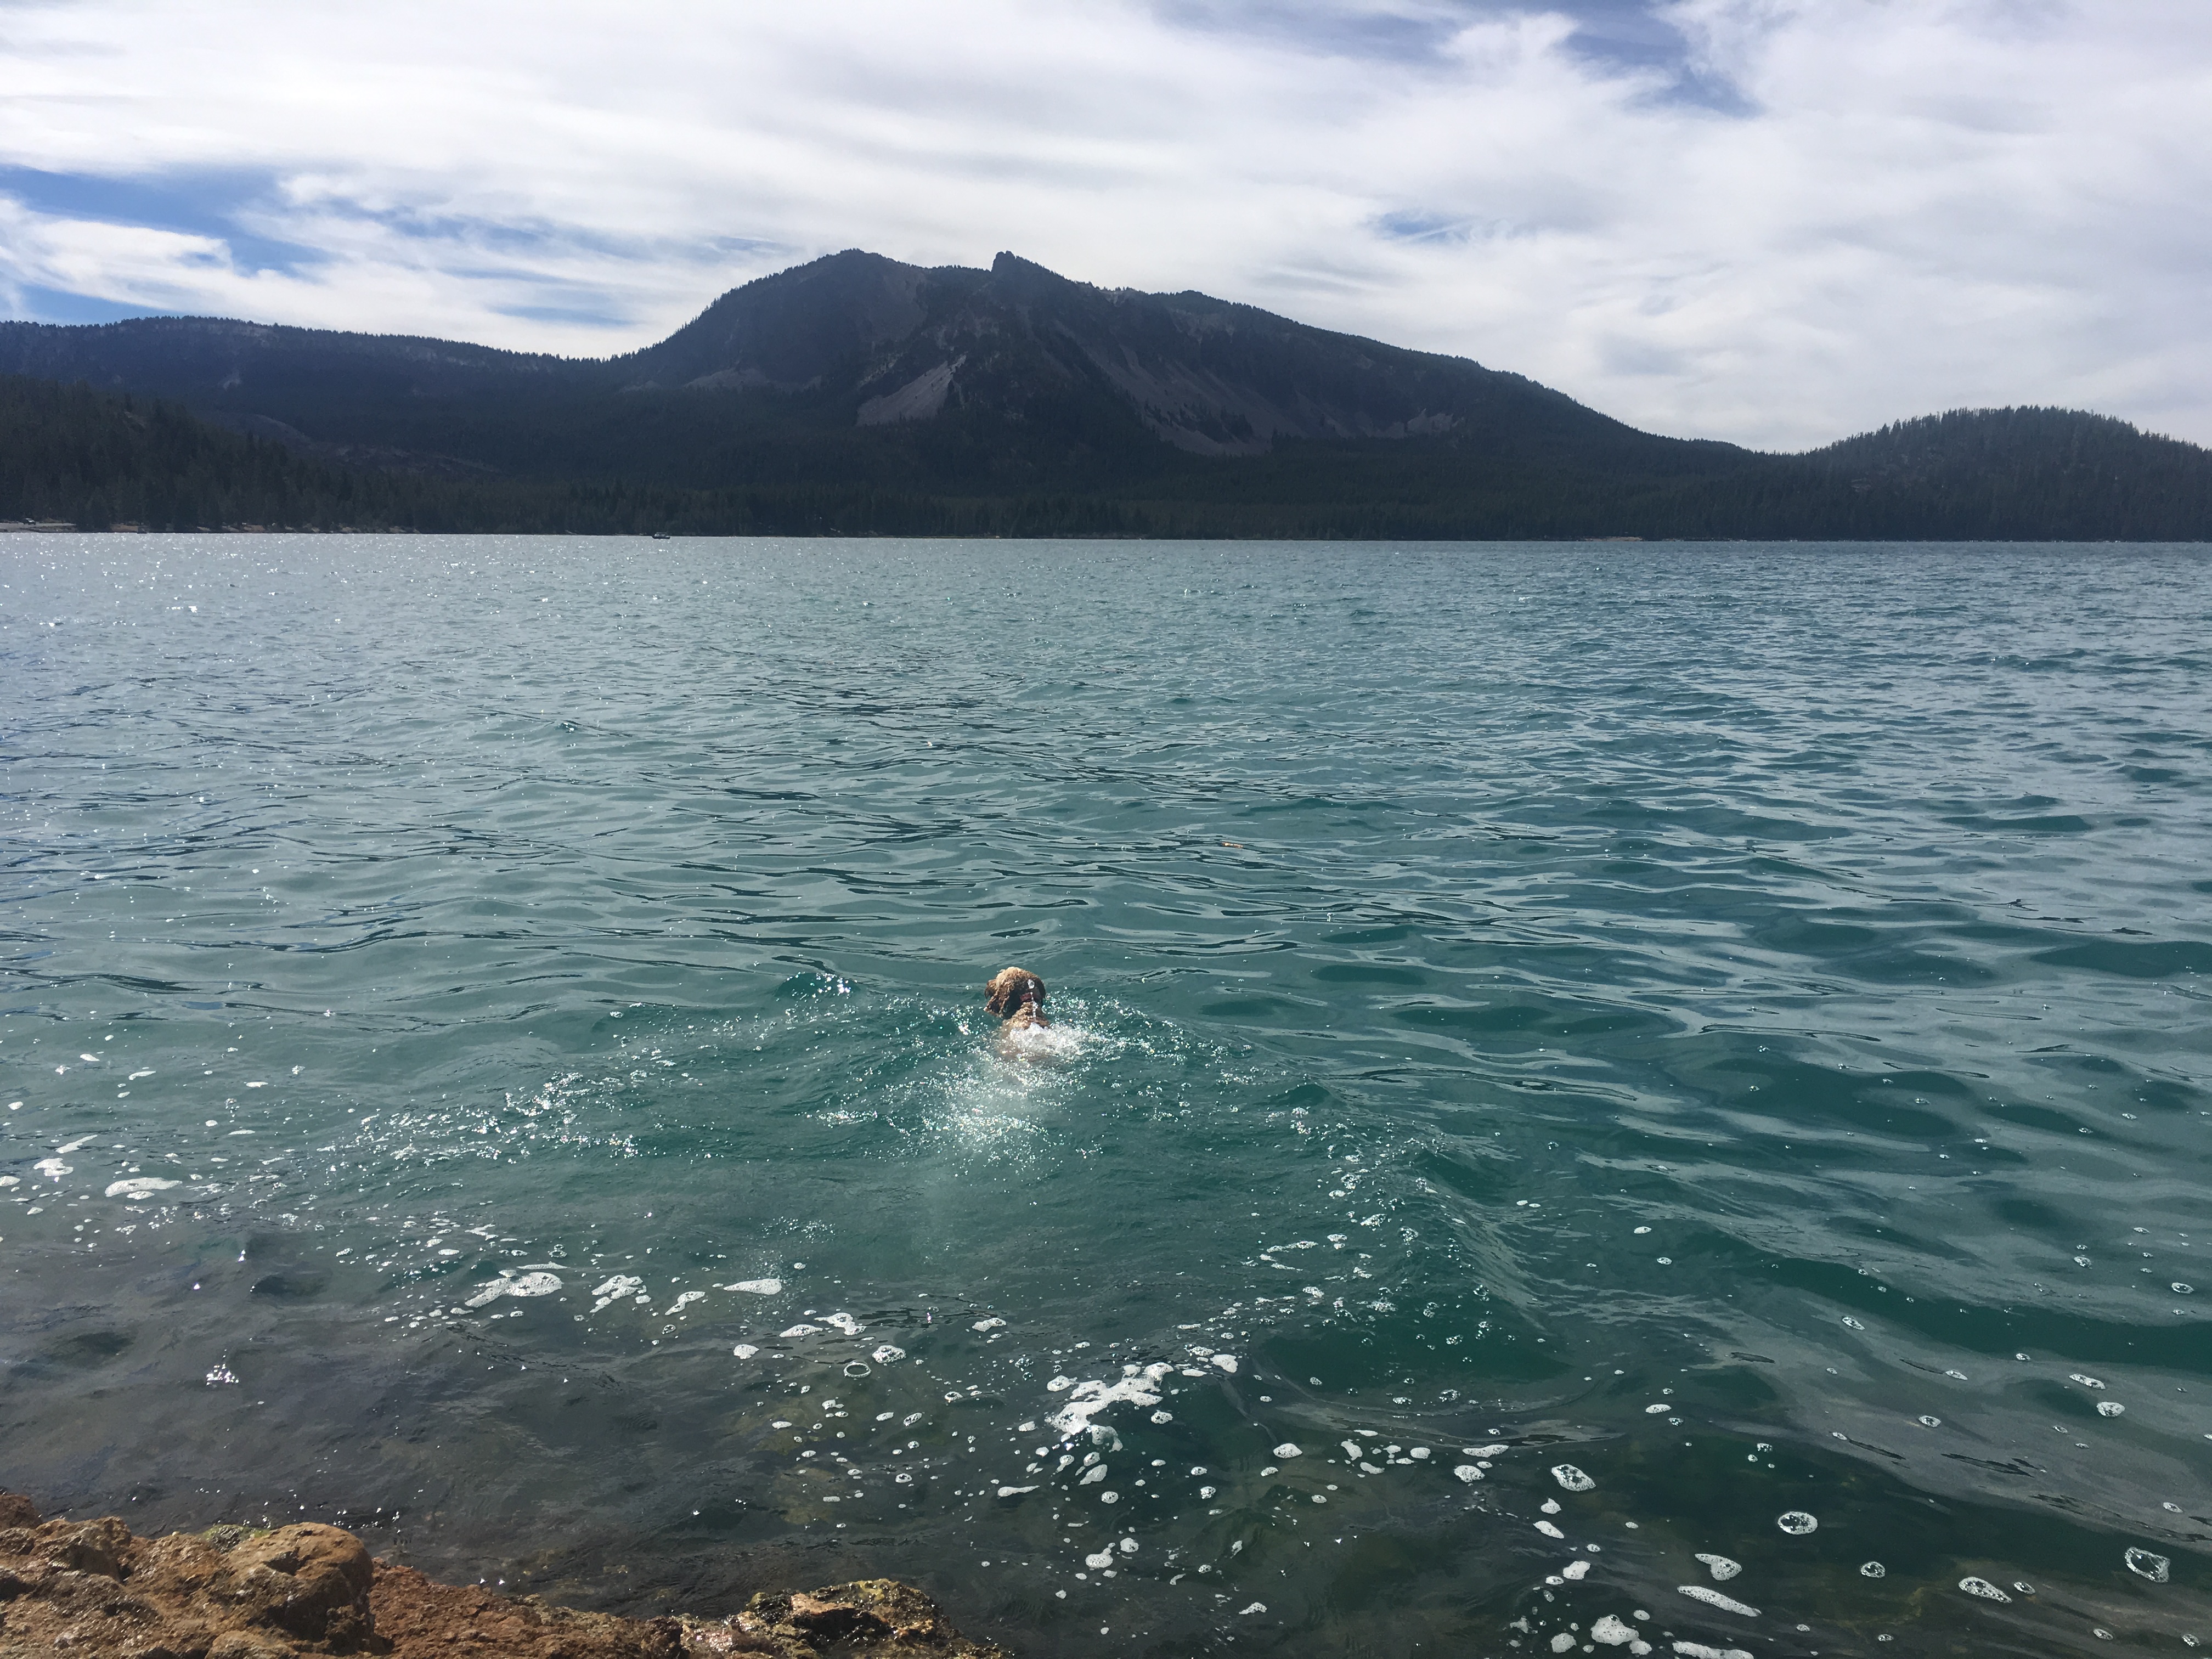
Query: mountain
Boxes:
[{"xmin": 1, "ymin": 250, "xmax": 2207, "ymax": 539}]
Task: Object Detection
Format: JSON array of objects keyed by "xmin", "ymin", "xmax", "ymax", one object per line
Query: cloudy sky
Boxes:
[{"xmin": 2, "ymin": 0, "xmax": 2207, "ymax": 449}]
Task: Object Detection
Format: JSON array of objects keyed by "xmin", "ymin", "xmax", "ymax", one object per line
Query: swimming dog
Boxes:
[{"xmin": 984, "ymin": 966, "xmax": 1051, "ymax": 1056}]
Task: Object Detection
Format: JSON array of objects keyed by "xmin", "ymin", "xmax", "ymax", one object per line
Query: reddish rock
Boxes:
[{"xmin": 0, "ymin": 1491, "xmax": 1008, "ymax": 1659}]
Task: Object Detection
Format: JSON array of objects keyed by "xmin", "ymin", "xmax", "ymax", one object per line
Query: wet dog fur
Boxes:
[{"xmin": 984, "ymin": 966, "xmax": 1050, "ymax": 1055}]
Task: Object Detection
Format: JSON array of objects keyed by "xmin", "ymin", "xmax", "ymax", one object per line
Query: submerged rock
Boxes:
[{"xmin": 0, "ymin": 1488, "xmax": 1009, "ymax": 1658}]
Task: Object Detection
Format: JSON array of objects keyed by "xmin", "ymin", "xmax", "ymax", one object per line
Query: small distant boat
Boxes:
[{"xmin": 650, "ymin": 532, "xmax": 673, "ymax": 540}]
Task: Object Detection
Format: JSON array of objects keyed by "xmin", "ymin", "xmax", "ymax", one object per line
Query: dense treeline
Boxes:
[{"xmin": 3, "ymin": 373, "xmax": 2208, "ymax": 539}]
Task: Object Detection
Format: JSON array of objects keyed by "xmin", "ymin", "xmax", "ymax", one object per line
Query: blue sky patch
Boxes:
[{"xmin": 0, "ymin": 164, "xmax": 327, "ymax": 278}]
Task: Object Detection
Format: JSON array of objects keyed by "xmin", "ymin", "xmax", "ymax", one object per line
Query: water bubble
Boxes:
[
  {"xmin": 2126, "ymin": 1548, "xmax": 2171, "ymax": 1583},
  {"xmin": 1860, "ymin": 1562, "xmax": 1887, "ymax": 1578},
  {"xmin": 1695, "ymin": 1554, "xmax": 1742, "ymax": 1582},
  {"xmin": 1959, "ymin": 1578, "xmax": 2012, "ymax": 1602},
  {"xmin": 1776, "ymin": 1511, "xmax": 1818, "ymax": 1535},
  {"xmin": 1551, "ymin": 1464, "xmax": 1596, "ymax": 1492}
]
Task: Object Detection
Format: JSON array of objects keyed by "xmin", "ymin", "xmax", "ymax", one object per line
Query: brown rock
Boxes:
[{"xmin": 0, "ymin": 1491, "xmax": 1008, "ymax": 1659}]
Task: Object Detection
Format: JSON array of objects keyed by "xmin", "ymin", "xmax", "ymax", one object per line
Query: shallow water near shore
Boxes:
[{"xmin": 3, "ymin": 533, "xmax": 2210, "ymax": 1657}]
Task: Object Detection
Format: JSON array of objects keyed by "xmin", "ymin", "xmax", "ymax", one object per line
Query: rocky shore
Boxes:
[{"xmin": 0, "ymin": 1491, "xmax": 1009, "ymax": 1659}]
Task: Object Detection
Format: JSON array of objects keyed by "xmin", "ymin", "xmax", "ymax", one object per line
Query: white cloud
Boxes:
[{"xmin": 0, "ymin": 0, "xmax": 2207, "ymax": 446}]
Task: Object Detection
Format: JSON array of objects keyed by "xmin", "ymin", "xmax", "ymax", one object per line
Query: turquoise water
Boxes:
[{"xmin": 3, "ymin": 534, "xmax": 2209, "ymax": 1657}]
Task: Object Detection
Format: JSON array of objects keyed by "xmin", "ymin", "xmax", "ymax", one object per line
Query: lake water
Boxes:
[{"xmin": 3, "ymin": 534, "xmax": 2209, "ymax": 1657}]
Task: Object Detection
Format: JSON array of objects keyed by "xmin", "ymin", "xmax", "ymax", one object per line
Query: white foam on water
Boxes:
[
  {"xmin": 973, "ymin": 1317, "xmax": 1006, "ymax": 1331},
  {"xmin": 1776, "ymin": 1510, "xmax": 1818, "ymax": 1534},
  {"xmin": 733, "ymin": 1345, "xmax": 760, "ymax": 1359},
  {"xmin": 204, "ymin": 1364, "xmax": 239, "ymax": 1386},
  {"xmin": 1273, "ymin": 1443, "xmax": 1303, "ymax": 1458},
  {"xmin": 1860, "ymin": 1562, "xmax": 1887, "ymax": 1578},
  {"xmin": 1645, "ymin": 1403, "xmax": 1669, "ymax": 1414},
  {"xmin": 1694, "ymin": 1554, "xmax": 1741, "ymax": 1582},
  {"xmin": 1000, "ymin": 1022, "xmax": 1086, "ymax": 1061},
  {"xmin": 105, "ymin": 1177, "xmax": 180, "ymax": 1199},
  {"xmin": 724, "ymin": 1278, "xmax": 783, "ymax": 1295},
  {"xmin": 1463, "ymin": 1443, "xmax": 1508, "ymax": 1457},
  {"xmin": 664, "ymin": 1291, "xmax": 705, "ymax": 1315},
  {"xmin": 1672, "ymin": 1644, "xmax": 1751, "ymax": 1659},
  {"xmin": 591, "ymin": 1274, "xmax": 644, "ymax": 1312},
  {"xmin": 2096, "ymin": 1401, "xmax": 2125, "ymax": 1417},
  {"xmin": 1453, "ymin": 1465, "xmax": 1483, "ymax": 1483},
  {"xmin": 1676, "ymin": 1585, "xmax": 1758, "ymax": 1617},
  {"xmin": 781, "ymin": 1324, "xmax": 822, "ymax": 1338},
  {"xmin": 54, "ymin": 1138, "xmax": 92, "ymax": 1155},
  {"xmin": 1210, "ymin": 1353, "xmax": 1239, "ymax": 1373},
  {"xmin": 2070, "ymin": 1373, "xmax": 2107, "ymax": 1390},
  {"xmin": 872, "ymin": 1345, "xmax": 906, "ymax": 1364},
  {"xmin": 820, "ymin": 1312, "xmax": 863, "ymax": 1335},
  {"xmin": 1047, "ymin": 1364, "xmax": 1171, "ymax": 1440},
  {"xmin": 465, "ymin": 1270, "xmax": 561, "ymax": 1308},
  {"xmin": 1536, "ymin": 1521, "xmax": 1565, "ymax": 1539},
  {"xmin": 1551, "ymin": 1464, "xmax": 1595, "ymax": 1492},
  {"xmin": 0, "ymin": 1177, "xmax": 17, "ymax": 1189},
  {"xmin": 997, "ymin": 1486, "xmax": 1037, "ymax": 1498},
  {"xmin": 32, "ymin": 1159, "xmax": 70, "ymax": 1178},
  {"xmin": 2126, "ymin": 1549, "xmax": 2171, "ymax": 1582},
  {"xmin": 1562, "ymin": 1560, "xmax": 1590, "ymax": 1581},
  {"xmin": 1958, "ymin": 1578, "xmax": 2011, "ymax": 1602}
]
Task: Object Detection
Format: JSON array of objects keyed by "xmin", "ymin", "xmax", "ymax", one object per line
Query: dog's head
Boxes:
[{"xmin": 984, "ymin": 966, "xmax": 1048, "ymax": 1019}]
